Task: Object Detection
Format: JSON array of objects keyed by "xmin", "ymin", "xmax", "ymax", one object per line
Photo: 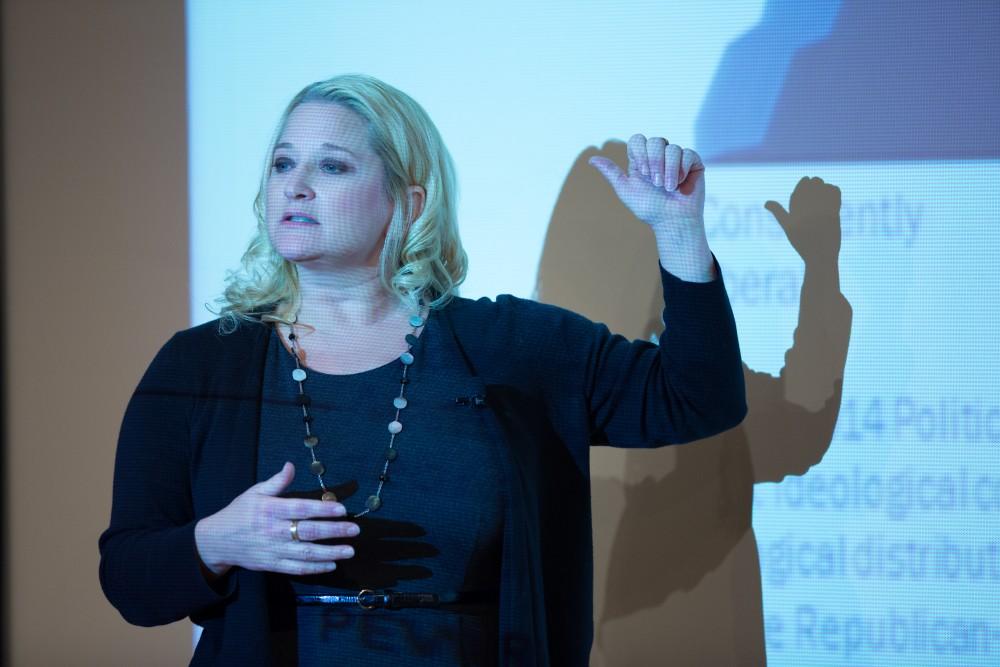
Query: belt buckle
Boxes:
[{"xmin": 358, "ymin": 588, "xmax": 377, "ymax": 610}]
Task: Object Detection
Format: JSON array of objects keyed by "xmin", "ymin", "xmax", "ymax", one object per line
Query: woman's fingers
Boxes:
[
  {"xmin": 627, "ymin": 134, "xmax": 685, "ymax": 189},
  {"xmin": 254, "ymin": 461, "xmax": 296, "ymax": 496},
  {"xmin": 274, "ymin": 559, "xmax": 341, "ymax": 576},
  {"xmin": 268, "ymin": 497, "xmax": 348, "ymax": 520},
  {"xmin": 290, "ymin": 518, "xmax": 361, "ymax": 542},
  {"xmin": 283, "ymin": 541, "xmax": 355, "ymax": 562},
  {"xmin": 664, "ymin": 143, "xmax": 683, "ymax": 190},
  {"xmin": 627, "ymin": 134, "xmax": 648, "ymax": 176},
  {"xmin": 679, "ymin": 147, "xmax": 703, "ymax": 191},
  {"xmin": 645, "ymin": 137, "xmax": 667, "ymax": 186}
]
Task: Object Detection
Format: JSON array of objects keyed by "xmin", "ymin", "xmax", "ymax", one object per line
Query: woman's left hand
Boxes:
[{"xmin": 589, "ymin": 135, "xmax": 706, "ymax": 230}]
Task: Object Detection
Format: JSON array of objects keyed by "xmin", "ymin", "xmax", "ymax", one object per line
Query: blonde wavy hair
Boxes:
[{"xmin": 210, "ymin": 73, "xmax": 468, "ymax": 334}]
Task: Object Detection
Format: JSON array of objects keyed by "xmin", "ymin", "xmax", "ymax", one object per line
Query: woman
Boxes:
[{"xmin": 98, "ymin": 73, "xmax": 747, "ymax": 666}]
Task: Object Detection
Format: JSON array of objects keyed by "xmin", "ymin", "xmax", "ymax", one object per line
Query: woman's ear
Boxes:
[{"xmin": 406, "ymin": 184, "xmax": 426, "ymax": 224}]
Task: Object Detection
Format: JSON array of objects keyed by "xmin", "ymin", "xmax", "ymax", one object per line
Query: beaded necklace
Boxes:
[{"xmin": 281, "ymin": 301, "xmax": 428, "ymax": 518}]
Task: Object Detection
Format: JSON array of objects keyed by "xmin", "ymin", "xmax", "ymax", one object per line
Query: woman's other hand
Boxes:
[
  {"xmin": 194, "ymin": 461, "xmax": 359, "ymax": 580},
  {"xmin": 588, "ymin": 134, "xmax": 706, "ymax": 227},
  {"xmin": 590, "ymin": 135, "xmax": 714, "ymax": 280}
]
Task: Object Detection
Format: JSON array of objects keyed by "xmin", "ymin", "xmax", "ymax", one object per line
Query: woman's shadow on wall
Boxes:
[{"xmin": 534, "ymin": 141, "xmax": 853, "ymax": 666}]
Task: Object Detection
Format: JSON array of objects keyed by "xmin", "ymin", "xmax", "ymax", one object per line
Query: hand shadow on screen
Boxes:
[{"xmin": 534, "ymin": 141, "xmax": 853, "ymax": 666}]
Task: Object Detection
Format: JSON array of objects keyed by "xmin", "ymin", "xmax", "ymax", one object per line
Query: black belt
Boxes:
[{"xmin": 296, "ymin": 588, "xmax": 497, "ymax": 611}]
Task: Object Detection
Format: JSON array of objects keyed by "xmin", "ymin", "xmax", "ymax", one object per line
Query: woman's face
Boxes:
[{"xmin": 266, "ymin": 101, "xmax": 394, "ymax": 270}]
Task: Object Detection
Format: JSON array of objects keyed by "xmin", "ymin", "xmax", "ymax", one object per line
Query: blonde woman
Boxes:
[{"xmin": 99, "ymin": 73, "xmax": 747, "ymax": 666}]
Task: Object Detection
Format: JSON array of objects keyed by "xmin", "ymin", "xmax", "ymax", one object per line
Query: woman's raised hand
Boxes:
[
  {"xmin": 194, "ymin": 461, "xmax": 359, "ymax": 579},
  {"xmin": 588, "ymin": 134, "xmax": 706, "ymax": 228}
]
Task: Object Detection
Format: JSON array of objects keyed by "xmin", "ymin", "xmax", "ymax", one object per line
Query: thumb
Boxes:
[
  {"xmin": 254, "ymin": 461, "xmax": 295, "ymax": 496},
  {"xmin": 764, "ymin": 200, "xmax": 791, "ymax": 232},
  {"xmin": 588, "ymin": 156, "xmax": 627, "ymax": 197}
]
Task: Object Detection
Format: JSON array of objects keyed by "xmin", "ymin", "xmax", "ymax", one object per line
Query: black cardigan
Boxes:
[{"xmin": 99, "ymin": 254, "xmax": 747, "ymax": 665}]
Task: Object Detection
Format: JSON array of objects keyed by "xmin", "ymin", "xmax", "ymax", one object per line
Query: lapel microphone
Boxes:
[{"xmin": 455, "ymin": 394, "xmax": 488, "ymax": 407}]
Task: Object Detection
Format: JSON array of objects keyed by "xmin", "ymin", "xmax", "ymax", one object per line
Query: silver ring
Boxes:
[{"xmin": 290, "ymin": 519, "xmax": 300, "ymax": 542}]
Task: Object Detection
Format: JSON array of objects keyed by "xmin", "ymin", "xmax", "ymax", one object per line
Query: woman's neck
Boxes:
[{"xmin": 293, "ymin": 265, "xmax": 406, "ymax": 330}]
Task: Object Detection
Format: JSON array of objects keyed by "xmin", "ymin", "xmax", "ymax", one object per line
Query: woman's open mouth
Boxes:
[{"xmin": 281, "ymin": 213, "xmax": 319, "ymax": 225}]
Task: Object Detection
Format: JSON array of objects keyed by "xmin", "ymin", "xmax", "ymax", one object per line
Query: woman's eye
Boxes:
[
  {"xmin": 270, "ymin": 158, "xmax": 346, "ymax": 174},
  {"xmin": 321, "ymin": 161, "xmax": 347, "ymax": 174}
]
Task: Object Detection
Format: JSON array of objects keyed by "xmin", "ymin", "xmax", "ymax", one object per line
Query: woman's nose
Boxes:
[{"xmin": 285, "ymin": 172, "xmax": 315, "ymax": 199}]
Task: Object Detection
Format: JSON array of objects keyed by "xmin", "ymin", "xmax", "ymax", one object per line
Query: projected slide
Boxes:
[{"xmin": 187, "ymin": 1, "xmax": 999, "ymax": 664}]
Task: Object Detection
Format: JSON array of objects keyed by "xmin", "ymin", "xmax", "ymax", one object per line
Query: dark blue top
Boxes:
[{"xmin": 256, "ymin": 308, "xmax": 503, "ymax": 666}]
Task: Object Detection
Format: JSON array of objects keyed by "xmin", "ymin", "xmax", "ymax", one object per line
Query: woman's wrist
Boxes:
[
  {"xmin": 651, "ymin": 220, "xmax": 716, "ymax": 282},
  {"xmin": 195, "ymin": 515, "xmax": 232, "ymax": 579}
]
